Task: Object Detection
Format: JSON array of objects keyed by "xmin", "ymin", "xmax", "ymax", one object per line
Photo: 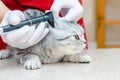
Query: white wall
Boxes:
[{"xmin": 105, "ymin": 0, "xmax": 120, "ymax": 43}]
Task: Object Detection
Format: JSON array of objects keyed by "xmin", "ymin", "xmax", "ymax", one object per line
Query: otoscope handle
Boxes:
[{"xmin": 2, "ymin": 15, "xmax": 49, "ymax": 32}]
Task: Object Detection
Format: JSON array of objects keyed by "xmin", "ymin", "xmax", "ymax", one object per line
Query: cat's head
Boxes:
[
  {"xmin": 47, "ymin": 18, "xmax": 86, "ymax": 54},
  {"xmin": 50, "ymin": 17, "xmax": 86, "ymax": 42}
]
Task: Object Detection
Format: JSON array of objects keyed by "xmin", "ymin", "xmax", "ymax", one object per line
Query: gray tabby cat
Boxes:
[{"xmin": 0, "ymin": 9, "xmax": 92, "ymax": 70}]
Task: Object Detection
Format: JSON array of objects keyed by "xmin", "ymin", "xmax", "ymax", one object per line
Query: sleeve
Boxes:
[{"xmin": 0, "ymin": 37, "xmax": 6, "ymax": 50}]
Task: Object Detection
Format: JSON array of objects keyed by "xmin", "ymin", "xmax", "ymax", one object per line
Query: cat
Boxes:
[{"xmin": 0, "ymin": 9, "xmax": 92, "ymax": 70}]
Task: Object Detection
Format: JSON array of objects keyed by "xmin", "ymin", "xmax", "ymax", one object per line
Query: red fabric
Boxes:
[
  {"xmin": 2, "ymin": 0, "xmax": 53, "ymax": 11},
  {"xmin": 1, "ymin": 0, "xmax": 88, "ymax": 49},
  {"xmin": 0, "ymin": 37, "xmax": 6, "ymax": 50}
]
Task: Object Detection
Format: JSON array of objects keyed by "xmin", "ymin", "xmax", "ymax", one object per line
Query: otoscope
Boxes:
[{"xmin": 0, "ymin": 11, "xmax": 54, "ymax": 34}]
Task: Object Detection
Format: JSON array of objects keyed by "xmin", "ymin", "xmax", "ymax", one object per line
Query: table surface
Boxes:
[{"xmin": 0, "ymin": 49, "xmax": 120, "ymax": 80}]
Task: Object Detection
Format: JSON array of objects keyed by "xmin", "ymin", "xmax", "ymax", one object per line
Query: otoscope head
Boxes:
[{"xmin": 45, "ymin": 11, "xmax": 55, "ymax": 28}]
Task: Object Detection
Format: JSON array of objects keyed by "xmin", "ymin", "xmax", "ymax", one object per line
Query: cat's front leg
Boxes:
[
  {"xmin": 19, "ymin": 54, "xmax": 41, "ymax": 70},
  {"xmin": 0, "ymin": 49, "xmax": 10, "ymax": 59},
  {"xmin": 63, "ymin": 53, "xmax": 92, "ymax": 63}
]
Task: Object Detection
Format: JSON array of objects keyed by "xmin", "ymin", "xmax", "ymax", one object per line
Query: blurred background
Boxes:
[{"xmin": 82, "ymin": 0, "xmax": 120, "ymax": 49}]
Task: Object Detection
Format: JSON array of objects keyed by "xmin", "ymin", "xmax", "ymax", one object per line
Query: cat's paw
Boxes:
[
  {"xmin": 19, "ymin": 54, "xmax": 41, "ymax": 70},
  {"xmin": 0, "ymin": 49, "xmax": 10, "ymax": 59},
  {"xmin": 63, "ymin": 54, "xmax": 92, "ymax": 63},
  {"xmin": 80, "ymin": 55, "xmax": 92, "ymax": 63}
]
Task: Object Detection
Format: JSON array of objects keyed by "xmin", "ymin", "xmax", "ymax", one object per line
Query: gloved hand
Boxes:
[
  {"xmin": 0, "ymin": 10, "xmax": 49, "ymax": 49},
  {"xmin": 51, "ymin": 0, "xmax": 83, "ymax": 22}
]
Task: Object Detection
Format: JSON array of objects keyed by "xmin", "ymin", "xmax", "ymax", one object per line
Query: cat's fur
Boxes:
[{"xmin": 0, "ymin": 9, "xmax": 92, "ymax": 70}]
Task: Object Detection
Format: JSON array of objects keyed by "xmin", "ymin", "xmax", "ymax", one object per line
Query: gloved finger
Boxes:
[
  {"xmin": 50, "ymin": 2, "xmax": 63, "ymax": 17},
  {"xmin": 60, "ymin": 7, "xmax": 83, "ymax": 22},
  {"xmin": 3, "ymin": 25, "xmax": 30, "ymax": 43},
  {"xmin": 32, "ymin": 28, "xmax": 49, "ymax": 45},
  {"xmin": 8, "ymin": 10, "xmax": 26, "ymax": 25},
  {"xmin": 27, "ymin": 22, "xmax": 49, "ymax": 44},
  {"xmin": 20, "ymin": 25, "xmax": 36, "ymax": 43},
  {"xmin": 16, "ymin": 45, "xmax": 29, "ymax": 49},
  {"xmin": 0, "ymin": 11, "xmax": 12, "ymax": 26},
  {"xmin": 12, "ymin": 26, "xmax": 49, "ymax": 49}
]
